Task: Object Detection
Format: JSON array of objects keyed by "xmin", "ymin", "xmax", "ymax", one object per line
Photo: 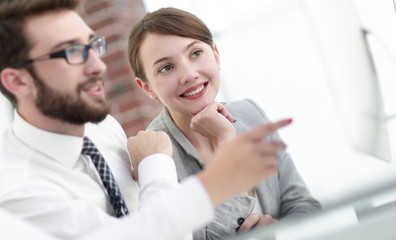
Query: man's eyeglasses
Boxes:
[{"xmin": 9, "ymin": 36, "xmax": 107, "ymax": 68}]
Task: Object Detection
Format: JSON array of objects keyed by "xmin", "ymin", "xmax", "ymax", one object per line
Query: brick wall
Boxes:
[{"xmin": 84, "ymin": 0, "xmax": 162, "ymax": 137}]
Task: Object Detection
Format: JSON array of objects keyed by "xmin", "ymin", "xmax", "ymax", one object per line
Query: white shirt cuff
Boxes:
[{"xmin": 138, "ymin": 153, "xmax": 178, "ymax": 187}]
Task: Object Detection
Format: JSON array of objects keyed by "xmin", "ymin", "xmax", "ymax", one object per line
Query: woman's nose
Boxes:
[{"xmin": 179, "ymin": 61, "xmax": 199, "ymax": 84}]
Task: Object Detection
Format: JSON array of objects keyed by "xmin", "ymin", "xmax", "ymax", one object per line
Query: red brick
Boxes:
[{"xmin": 84, "ymin": 0, "xmax": 158, "ymax": 136}]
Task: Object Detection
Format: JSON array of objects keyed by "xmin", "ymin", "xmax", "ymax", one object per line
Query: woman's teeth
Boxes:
[{"xmin": 183, "ymin": 85, "xmax": 204, "ymax": 97}]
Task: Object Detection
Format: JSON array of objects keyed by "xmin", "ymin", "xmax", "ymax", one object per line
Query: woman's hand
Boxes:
[
  {"xmin": 237, "ymin": 213, "xmax": 277, "ymax": 234},
  {"xmin": 190, "ymin": 102, "xmax": 237, "ymax": 147}
]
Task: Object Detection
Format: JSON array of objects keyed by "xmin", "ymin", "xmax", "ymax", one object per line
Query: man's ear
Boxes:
[
  {"xmin": 135, "ymin": 77, "xmax": 157, "ymax": 100},
  {"xmin": 0, "ymin": 68, "xmax": 30, "ymax": 97}
]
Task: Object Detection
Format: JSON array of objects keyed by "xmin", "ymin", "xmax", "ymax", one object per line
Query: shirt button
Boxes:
[{"xmin": 237, "ymin": 217, "xmax": 245, "ymax": 225}]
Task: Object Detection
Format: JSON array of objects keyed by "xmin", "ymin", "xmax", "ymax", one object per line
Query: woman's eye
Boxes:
[
  {"xmin": 192, "ymin": 50, "xmax": 203, "ymax": 58},
  {"xmin": 159, "ymin": 64, "xmax": 172, "ymax": 73}
]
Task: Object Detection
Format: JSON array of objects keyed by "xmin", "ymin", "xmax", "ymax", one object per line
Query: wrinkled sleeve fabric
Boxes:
[
  {"xmin": 197, "ymin": 99, "xmax": 322, "ymax": 240},
  {"xmin": 0, "ymin": 209, "xmax": 60, "ymax": 240},
  {"xmin": 80, "ymin": 154, "xmax": 214, "ymax": 240},
  {"xmin": 246, "ymin": 98, "xmax": 322, "ymax": 218}
]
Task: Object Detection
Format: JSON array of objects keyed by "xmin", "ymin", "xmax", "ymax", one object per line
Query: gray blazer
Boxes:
[{"xmin": 147, "ymin": 98, "xmax": 321, "ymax": 240}]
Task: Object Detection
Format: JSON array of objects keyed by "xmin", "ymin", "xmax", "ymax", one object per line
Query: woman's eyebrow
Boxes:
[{"xmin": 152, "ymin": 40, "xmax": 201, "ymax": 67}]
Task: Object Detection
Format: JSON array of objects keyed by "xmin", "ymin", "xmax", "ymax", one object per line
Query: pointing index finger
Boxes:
[{"xmin": 243, "ymin": 118, "xmax": 293, "ymax": 141}]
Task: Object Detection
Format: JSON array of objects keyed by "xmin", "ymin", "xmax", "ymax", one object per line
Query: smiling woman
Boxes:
[
  {"xmin": 140, "ymin": 0, "xmax": 396, "ymax": 207},
  {"xmin": 127, "ymin": 7, "xmax": 321, "ymax": 240},
  {"xmin": 135, "ymin": 0, "xmax": 396, "ymax": 239}
]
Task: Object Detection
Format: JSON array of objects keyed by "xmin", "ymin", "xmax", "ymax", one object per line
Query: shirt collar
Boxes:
[{"xmin": 12, "ymin": 111, "xmax": 83, "ymax": 168}]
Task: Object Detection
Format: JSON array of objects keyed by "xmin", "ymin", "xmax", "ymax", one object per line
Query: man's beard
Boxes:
[{"xmin": 28, "ymin": 67, "xmax": 110, "ymax": 125}]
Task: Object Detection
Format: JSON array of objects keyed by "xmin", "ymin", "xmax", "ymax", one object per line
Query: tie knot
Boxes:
[{"xmin": 81, "ymin": 136, "xmax": 99, "ymax": 156}]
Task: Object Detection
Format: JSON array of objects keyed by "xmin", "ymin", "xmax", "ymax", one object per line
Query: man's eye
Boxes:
[{"xmin": 67, "ymin": 45, "xmax": 83, "ymax": 55}]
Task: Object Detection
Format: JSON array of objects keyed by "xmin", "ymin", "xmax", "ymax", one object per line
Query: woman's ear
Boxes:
[
  {"xmin": 0, "ymin": 68, "xmax": 30, "ymax": 98},
  {"xmin": 213, "ymin": 43, "xmax": 221, "ymax": 69},
  {"xmin": 135, "ymin": 77, "xmax": 157, "ymax": 100}
]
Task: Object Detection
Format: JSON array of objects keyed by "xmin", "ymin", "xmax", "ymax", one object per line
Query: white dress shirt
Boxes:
[
  {"xmin": 0, "ymin": 209, "xmax": 56, "ymax": 240},
  {"xmin": 0, "ymin": 111, "xmax": 214, "ymax": 240}
]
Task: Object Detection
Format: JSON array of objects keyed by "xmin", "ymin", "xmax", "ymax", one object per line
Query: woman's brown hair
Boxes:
[{"xmin": 128, "ymin": 7, "xmax": 213, "ymax": 83}]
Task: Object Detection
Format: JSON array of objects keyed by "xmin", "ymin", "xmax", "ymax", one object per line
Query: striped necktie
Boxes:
[{"xmin": 81, "ymin": 136, "xmax": 129, "ymax": 217}]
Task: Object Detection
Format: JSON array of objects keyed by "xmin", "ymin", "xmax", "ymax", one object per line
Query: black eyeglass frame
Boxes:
[{"xmin": 9, "ymin": 36, "xmax": 107, "ymax": 68}]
